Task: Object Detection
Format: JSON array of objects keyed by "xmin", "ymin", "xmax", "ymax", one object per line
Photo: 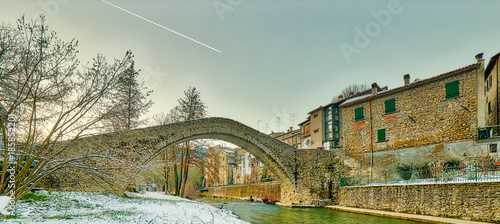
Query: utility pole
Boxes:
[
  {"xmin": 257, "ymin": 120, "xmax": 261, "ymax": 132},
  {"xmin": 276, "ymin": 117, "xmax": 282, "ymax": 132},
  {"xmin": 265, "ymin": 124, "xmax": 269, "ymax": 134}
]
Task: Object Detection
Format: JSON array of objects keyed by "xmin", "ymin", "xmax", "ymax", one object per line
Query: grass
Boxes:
[
  {"xmin": 20, "ymin": 191, "xmax": 51, "ymax": 202},
  {"xmin": 43, "ymin": 210, "xmax": 137, "ymax": 220}
]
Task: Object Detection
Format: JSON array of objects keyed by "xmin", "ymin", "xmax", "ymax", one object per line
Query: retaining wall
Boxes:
[
  {"xmin": 207, "ymin": 182, "xmax": 281, "ymax": 201},
  {"xmin": 339, "ymin": 182, "xmax": 500, "ymax": 222}
]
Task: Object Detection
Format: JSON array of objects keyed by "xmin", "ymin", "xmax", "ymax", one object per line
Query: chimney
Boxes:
[
  {"xmin": 289, "ymin": 126, "xmax": 293, "ymax": 132},
  {"xmin": 338, "ymin": 95, "xmax": 343, "ymax": 101},
  {"xmin": 371, "ymin": 83, "xmax": 378, "ymax": 95},
  {"xmin": 475, "ymin": 53, "xmax": 484, "ymax": 62},
  {"xmin": 349, "ymin": 91, "xmax": 354, "ymax": 96},
  {"xmin": 404, "ymin": 74, "xmax": 410, "ymax": 85}
]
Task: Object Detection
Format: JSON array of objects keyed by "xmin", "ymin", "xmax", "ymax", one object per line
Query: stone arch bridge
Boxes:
[{"xmin": 74, "ymin": 117, "xmax": 341, "ymax": 205}]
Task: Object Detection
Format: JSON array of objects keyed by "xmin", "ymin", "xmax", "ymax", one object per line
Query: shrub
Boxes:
[
  {"xmin": 441, "ymin": 170, "xmax": 459, "ymax": 182},
  {"xmin": 396, "ymin": 164, "xmax": 413, "ymax": 180},
  {"xmin": 428, "ymin": 161, "xmax": 447, "ymax": 181},
  {"xmin": 445, "ymin": 159, "xmax": 461, "ymax": 168}
]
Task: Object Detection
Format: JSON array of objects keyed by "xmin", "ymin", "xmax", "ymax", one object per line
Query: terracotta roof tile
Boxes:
[{"xmin": 340, "ymin": 63, "xmax": 481, "ymax": 108}]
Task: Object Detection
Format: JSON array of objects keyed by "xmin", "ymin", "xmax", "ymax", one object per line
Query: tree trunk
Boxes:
[
  {"xmin": 174, "ymin": 163, "xmax": 180, "ymax": 196},
  {"xmin": 180, "ymin": 144, "xmax": 190, "ymax": 197}
]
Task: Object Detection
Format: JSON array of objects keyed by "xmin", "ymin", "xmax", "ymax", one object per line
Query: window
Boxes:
[
  {"xmin": 314, "ymin": 129, "xmax": 319, "ymax": 133},
  {"xmin": 354, "ymin": 107, "xmax": 364, "ymax": 121},
  {"xmin": 489, "ymin": 101, "xmax": 492, "ymax": 114},
  {"xmin": 377, "ymin": 129, "xmax": 386, "ymax": 142},
  {"xmin": 487, "ymin": 75, "xmax": 493, "ymax": 90},
  {"xmin": 385, "ymin": 98, "xmax": 396, "ymax": 114},
  {"xmin": 490, "ymin": 144, "xmax": 497, "ymax": 153},
  {"xmin": 325, "ymin": 107, "xmax": 333, "ymax": 122},
  {"xmin": 334, "ymin": 125, "xmax": 339, "ymax": 139},
  {"xmin": 326, "ymin": 133, "xmax": 332, "ymax": 139},
  {"xmin": 445, "ymin": 80, "xmax": 459, "ymax": 99},
  {"xmin": 325, "ymin": 121, "xmax": 333, "ymax": 140},
  {"xmin": 313, "ymin": 113, "xmax": 318, "ymax": 118}
]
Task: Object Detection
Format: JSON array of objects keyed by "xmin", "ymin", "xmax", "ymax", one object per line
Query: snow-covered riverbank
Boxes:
[{"xmin": 2, "ymin": 191, "xmax": 249, "ymax": 224}]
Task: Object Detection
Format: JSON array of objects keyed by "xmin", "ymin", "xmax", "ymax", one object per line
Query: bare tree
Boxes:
[
  {"xmin": 151, "ymin": 87, "xmax": 207, "ymax": 196},
  {"xmin": 152, "ymin": 106, "xmax": 183, "ymax": 126},
  {"xmin": 0, "ymin": 16, "xmax": 134, "ymax": 204},
  {"xmin": 177, "ymin": 87, "xmax": 207, "ymax": 196},
  {"xmin": 332, "ymin": 83, "xmax": 368, "ymax": 103}
]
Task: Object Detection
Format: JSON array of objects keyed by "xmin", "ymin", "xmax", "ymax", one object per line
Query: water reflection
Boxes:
[{"xmin": 198, "ymin": 198, "xmax": 421, "ymax": 224}]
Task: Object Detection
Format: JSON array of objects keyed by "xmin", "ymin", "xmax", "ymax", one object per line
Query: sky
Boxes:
[{"xmin": 2, "ymin": 0, "xmax": 500, "ymax": 134}]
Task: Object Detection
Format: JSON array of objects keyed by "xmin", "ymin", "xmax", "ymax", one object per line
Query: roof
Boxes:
[
  {"xmin": 485, "ymin": 53, "xmax": 500, "ymax": 79},
  {"xmin": 306, "ymin": 88, "xmax": 376, "ymax": 116},
  {"xmin": 308, "ymin": 106, "xmax": 323, "ymax": 114},
  {"xmin": 340, "ymin": 63, "xmax": 481, "ymax": 108},
  {"xmin": 298, "ymin": 117, "xmax": 310, "ymax": 126}
]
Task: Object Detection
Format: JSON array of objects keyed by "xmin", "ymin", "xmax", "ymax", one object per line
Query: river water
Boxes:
[{"xmin": 199, "ymin": 198, "xmax": 421, "ymax": 224}]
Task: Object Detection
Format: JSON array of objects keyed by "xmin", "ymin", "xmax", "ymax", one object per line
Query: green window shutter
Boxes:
[
  {"xmin": 385, "ymin": 98, "xmax": 396, "ymax": 113},
  {"xmin": 354, "ymin": 107, "xmax": 364, "ymax": 121},
  {"xmin": 377, "ymin": 129, "xmax": 386, "ymax": 142},
  {"xmin": 446, "ymin": 80, "xmax": 459, "ymax": 99}
]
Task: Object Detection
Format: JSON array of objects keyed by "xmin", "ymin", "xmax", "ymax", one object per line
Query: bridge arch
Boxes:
[
  {"xmin": 76, "ymin": 117, "xmax": 339, "ymax": 205},
  {"xmin": 142, "ymin": 117, "xmax": 297, "ymax": 190}
]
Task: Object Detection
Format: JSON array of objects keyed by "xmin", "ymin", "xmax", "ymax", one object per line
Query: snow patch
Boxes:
[{"xmin": 3, "ymin": 191, "xmax": 248, "ymax": 224}]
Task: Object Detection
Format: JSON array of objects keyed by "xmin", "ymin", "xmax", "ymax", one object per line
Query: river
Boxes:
[{"xmin": 199, "ymin": 198, "xmax": 421, "ymax": 224}]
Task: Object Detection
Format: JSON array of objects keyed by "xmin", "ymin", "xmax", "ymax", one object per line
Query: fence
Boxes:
[
  {"xmin": 341, "ymin": 156, "xmax": 500, "ymax": 187},
  {"xmin": 209, "ymin": 177, "xmax": 278, "ymax": 188}
]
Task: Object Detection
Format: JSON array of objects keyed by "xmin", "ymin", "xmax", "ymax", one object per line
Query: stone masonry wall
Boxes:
[
  {"xmin": 339, "ymin": 182, "xmax": 500, "ymax": 223},
  {"xmin": 340, "ymin": 65, "xmax": 481, "ymax": 175},
  {"xmin": 206, "ymin": 149, "xmax": 343, "ymax": 207},
  {"xmin": 486, "ymin": 61, "xmax": 498, "ymax": 126},
  {"xmin": 285, "ymin": 149, "xmax": 342, "ymax": 205},
  {"xmin": 207, "ymin": 182, "xmax": 281, "ymax": 201}
]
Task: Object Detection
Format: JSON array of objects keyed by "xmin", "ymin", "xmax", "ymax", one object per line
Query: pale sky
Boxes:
[{"xmin": 2, "ymin": 0, "xmax": 500, "ymax": 133}]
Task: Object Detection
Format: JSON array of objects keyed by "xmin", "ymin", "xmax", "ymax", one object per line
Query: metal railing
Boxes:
[
  {"xmin": 208, "ymin": 177, "xmax": 278, "ymax": 188},
  {"xmin": 341, "ymin": 157, "xmax": 500, "ymax": 187}
]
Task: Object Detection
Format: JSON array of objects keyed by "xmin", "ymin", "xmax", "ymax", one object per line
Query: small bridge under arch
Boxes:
[{"xmin": 76, "ymin": 117, "xmax": 341, "ymax": 205}]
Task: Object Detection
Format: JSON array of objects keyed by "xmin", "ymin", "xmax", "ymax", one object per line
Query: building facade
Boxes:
[
  {"xmin": 298, "ymin": 118, "xmax": 311, "ymax": 148},
  {"xmin": 275, "ymin": 127, "xmax": 300, "ymax": 148},
  {"xmin": 340, "ymin": 54, "xmax": 486, "ymax": 175},
  {"xmin": 485, "ymin": 53, "xmax": 500, "ymax": 128}
]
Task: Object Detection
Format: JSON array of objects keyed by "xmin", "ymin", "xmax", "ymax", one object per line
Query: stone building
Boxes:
[
  {"xmin": 275, "ymin": 127, "xmax": 300, "ymax": 148},
  {"xmin": 480, "ymin": 52, "xmax": 500, "ymax": 153},
  {"xmin": 485, "ymin": 53, "xmax": 500, "ymax": 128},
  {"xmin": 339, "ymin": 54, "xmax": 487, "ymax": 176}
]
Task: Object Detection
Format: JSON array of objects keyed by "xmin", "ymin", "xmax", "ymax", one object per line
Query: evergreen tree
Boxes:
[{"xmin": 106, "ymin": 61, "xmax": 153, "ymax": 131}]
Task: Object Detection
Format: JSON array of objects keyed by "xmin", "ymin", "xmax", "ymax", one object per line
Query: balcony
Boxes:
[{"xmin": 478, "ymin": 125, "xmax": 500, "ymax": 140}]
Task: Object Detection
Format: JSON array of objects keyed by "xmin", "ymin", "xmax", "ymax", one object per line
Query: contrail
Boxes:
[{"xmin": 101, "ymin": 0, "xmax": 222, "ymax": 53}]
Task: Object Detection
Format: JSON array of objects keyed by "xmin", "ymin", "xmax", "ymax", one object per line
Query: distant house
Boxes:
[
  {"xmin": 205, "ymin": 145, "xmax": 236, "ymax": 186},
  {"xmin": 275, "ymin": 127, "xmax": 300, "ymax": 148},
  {"xmin": 298, "ymin": 118, "xmax": 311, "ymax": 148}
]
